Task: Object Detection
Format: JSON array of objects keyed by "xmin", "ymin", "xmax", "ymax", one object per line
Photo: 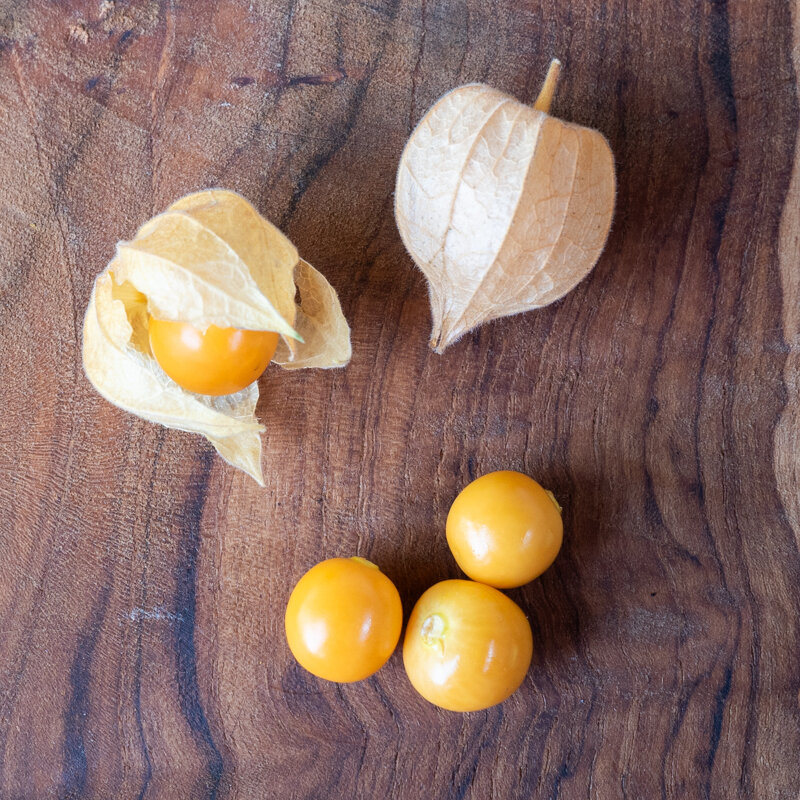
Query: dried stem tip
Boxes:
[{"xmin": 533, "ymin": 58, "xmax": 562, "ymax": 114}]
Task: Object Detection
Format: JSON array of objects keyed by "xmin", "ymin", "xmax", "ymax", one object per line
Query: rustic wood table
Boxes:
[{"xmin": 1, "ymin": 1, "xmax": 799, "ymax": 797}]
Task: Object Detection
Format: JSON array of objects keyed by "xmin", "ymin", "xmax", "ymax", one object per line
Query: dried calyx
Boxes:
[
  {"xmin": 82, "ymin": 189, "xmax": 351, "ymax": 486},
  {"xmin": 395, "ymin": 59, "xmax": 616, "ymax": 352}
]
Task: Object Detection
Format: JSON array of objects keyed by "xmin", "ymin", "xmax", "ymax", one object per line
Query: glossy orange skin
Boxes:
[
  {"xmin": 403, "ymin": 580, "xmax": 533, "ymax": 712},
  {"xmin": 148, "ymin": 316, "xmax": 279, "ymax": 396},
  {"xmin": 285, "ymin": 558, "xmax": 403, "ymax": 683},
  {"xmin": 446, "ymin": 471, "xmax": 563, "ymax": 588}
]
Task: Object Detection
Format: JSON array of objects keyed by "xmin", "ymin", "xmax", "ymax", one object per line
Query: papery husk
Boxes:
[
  {"xmin": 82, "ymin": 189, "xmax": 351, "ymax": 486},
  {"xmin": 273, "ymin": 259, "xmax": 351, "ymax": 369},
  {"xmin": 394, "ymin": 61, "xmax": 616, "ymax": 352}
]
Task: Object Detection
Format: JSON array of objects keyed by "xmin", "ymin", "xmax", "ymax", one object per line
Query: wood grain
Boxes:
[{"xmin": 1, "ymin": 0, "xmax": 799, "ymax": 797}]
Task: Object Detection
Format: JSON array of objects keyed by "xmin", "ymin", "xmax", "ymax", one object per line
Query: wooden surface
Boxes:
[{"xmin": 0, "ymin": 0, "xmax": 799, "ymax": 797}]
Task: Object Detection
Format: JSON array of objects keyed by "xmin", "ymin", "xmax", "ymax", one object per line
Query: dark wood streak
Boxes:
[
  {"xmin": 694, "ymin": 4, "xmax": 744, "ymax": 797},
  {"xmin": 277, "ymin": 64, "xmax": 378, "ymax": 230},
  {"xmin": 132, "ymin": 429, "xmax": 165, "ymax": 800},
  {"xmin": 452, "ymin": 711, "xmax": 503, "ymax": 800},
  {"xmin": 672, "ymin": 2, "xmax": 741, "ymax": 789},
  {"xmin": 61, "ymin": 582, "xmax": 113, "ymax": 800},
  {"xmin": 705, "ymin": 664, "xmax": 733, "ymax": 782},
  {"xmin": 662, "ymin": 676, "xmax": 704, "ymax": 800},
  {"xmin": 0, "ymin": 397, "xmax": 135, "ymax": 790},
  {"xmin": 274, "ymin": 0, "xmax": 402, "ymax": 229},
  {"xmin": 287, "ymin": 70, "xmax": 348, "ymax": 87},
  {"xmin": 20, "ymin": 25, "xmax": 139, "ymax": 342},
  {"xmin": 695, "ymin": 0, "xmax": 738, "ymax": 576},
  {"xmin": 172, "ymin": 448, "xmax": 223, "ymax": 798}
]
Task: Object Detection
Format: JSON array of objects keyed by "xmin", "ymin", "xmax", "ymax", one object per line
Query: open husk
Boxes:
[
  {"xmin": 395, "ymin": 60, "xmax": 616, "ymax": 352},
  {"xmin": 82, "ymin": 189, "xmax": 351, "ymax": 486}
]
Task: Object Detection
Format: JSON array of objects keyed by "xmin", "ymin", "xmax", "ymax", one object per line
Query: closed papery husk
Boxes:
[
  {"xmin": 82, "ymin": 189, "xmax": 351, "ymax": 486},
  {"xmin": 395, "ymin": 60, "xmax": 616, "ymax": 352}
]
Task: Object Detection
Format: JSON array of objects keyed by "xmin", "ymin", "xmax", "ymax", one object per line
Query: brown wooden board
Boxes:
[{"xmin": 0, "ymin": 0, "xmax": 798, "ymax": 797}]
